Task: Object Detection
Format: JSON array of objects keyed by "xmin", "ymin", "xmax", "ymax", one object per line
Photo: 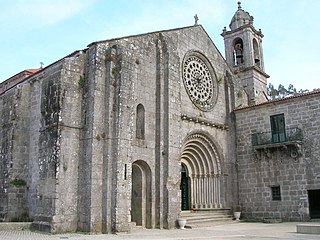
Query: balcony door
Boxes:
[{"xmin": 270, "ymin": 114, "xmax": 286, "ymax": 143}]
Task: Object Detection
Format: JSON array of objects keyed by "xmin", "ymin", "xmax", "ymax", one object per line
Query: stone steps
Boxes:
[
  {"xmin": 0, "ymin": 222, "xmax": 31, "ymax": 231},
  {"xmin": 297, "ymin": 223, "xmax": 320, "ymax": 234},
  {"xmin": 180, "ymin": 209, "xmax": 233, "ymax": 228}
]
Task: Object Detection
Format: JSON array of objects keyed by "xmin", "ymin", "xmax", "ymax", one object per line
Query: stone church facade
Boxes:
[{"xmin": 0, "ymin": 2, "xmax": 319, "ymax": 233}]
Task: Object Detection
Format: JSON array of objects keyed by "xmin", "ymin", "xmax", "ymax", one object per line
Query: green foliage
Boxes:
[
  {"xmin": 96, "ymin": 134, "xmax": 101, "ymax": 141},
  {"xmin": 112, "ymin": 66, "xmax": 120, "ymax": 77},
  {"xmin": 10, "ymin": 178, "xmax": 27, "ymax": 187},
  {"xmin": 63, "ymin": 163, "xmax": 68, "ymax": 172},
  {"xmin": 237, "ymin": 89, "xmax": 243, "ymax": 98},
  {"xmin": 267, "ymin": 83, "xmax": 313, "ymax": 100},
  {"xmin": 78, "ymin": 75, "xmax": 85, "ymax": 88}
]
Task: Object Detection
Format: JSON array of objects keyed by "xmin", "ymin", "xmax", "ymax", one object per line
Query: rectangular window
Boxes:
[
  {"xmin": 271, "ymin": 186, "xmax": 281, "ymax": 201},
  {"xmin": 270, "ymin": 114, "xmax": 286, "ymax": 143}
]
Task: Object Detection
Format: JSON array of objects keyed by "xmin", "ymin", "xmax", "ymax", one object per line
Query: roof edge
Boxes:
[
  {"xmin": 87, "ymin": 25, "xmax": 201, "ymax": 47},
  {"xmin": 234, "ymin": 89, "xmax": 320, "ymax": 111},
  {"xmin": 0, "ymin": 49, "xmax": 87, "ymax": 96}
]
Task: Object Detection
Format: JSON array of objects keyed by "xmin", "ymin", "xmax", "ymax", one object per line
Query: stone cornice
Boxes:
[
  {"xmin": 234, "ymin": 65, "xmax": 270, "ymax": 78},
  {"xmin": 221, "ymin": 24, "xmax": 264, "ymax": 38},
  {"xmin": 181, "ymin": 114, "xmax": 229, "ymax": 130}
]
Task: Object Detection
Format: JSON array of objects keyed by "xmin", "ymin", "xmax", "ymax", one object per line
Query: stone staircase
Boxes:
[{"xmin": 180, "ymin": 209, "xmax": 233, "ymax": 228}]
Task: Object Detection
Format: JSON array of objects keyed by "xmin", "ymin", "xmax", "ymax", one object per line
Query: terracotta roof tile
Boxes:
[{"xmin": 25, "ymin": 68, "xmax": 42, "ymax": 74}]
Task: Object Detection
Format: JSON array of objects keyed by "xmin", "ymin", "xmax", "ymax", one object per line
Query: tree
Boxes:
[
  {"xmin": 267, "ymin": 83, "xmax": 310, "ymax": 100},
  {"xmin": 287, "ymin": 84, "xmax": 296, "ymax": 95},
  {"xmin": 277, "ymin": 84, "xmax": 288, "ymax": 98},
  {"xmin": 267, "ymin": 83, "xmax": 278, "ymax": 100}
]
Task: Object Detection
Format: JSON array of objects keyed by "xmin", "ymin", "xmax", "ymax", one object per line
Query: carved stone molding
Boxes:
[
  {"xmin": 181, "ymin": 114, "xmax": 229, "ymax": 130},
  {"xmin": 253, "ymin": 141, "xmax": 303, "ymax": 160}
]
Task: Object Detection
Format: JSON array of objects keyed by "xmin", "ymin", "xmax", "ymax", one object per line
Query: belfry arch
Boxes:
[{"xmin": 180, "ymin": 132, "xmax": 224, "ymax": 210}]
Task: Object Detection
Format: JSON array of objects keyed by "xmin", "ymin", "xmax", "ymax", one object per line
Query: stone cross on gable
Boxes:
[{"xmin": 194, "ymin": 14, "xmax": 199, "ymax": 25}]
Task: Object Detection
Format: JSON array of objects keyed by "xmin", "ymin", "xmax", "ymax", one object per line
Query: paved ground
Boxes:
[{"xmin": 0, "ymin": 221, "xmax": 319, "ymax": 240}]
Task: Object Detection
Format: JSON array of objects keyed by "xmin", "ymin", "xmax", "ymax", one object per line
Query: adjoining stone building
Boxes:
[
  {"xmin": 235, "ymin": 91, "xmax": 320, "ymax": 221},
  {"xmin": 0, "ymin": 2, "xmax": 319, "ymax": 234}
]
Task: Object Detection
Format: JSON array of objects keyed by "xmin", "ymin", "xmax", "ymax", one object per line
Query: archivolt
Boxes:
[
  {"xmin": 180, "ymin": 132, "xmax": 224, "ymax": 209},
  {"xmin": 181, "ymin": 133, "xmax": 222, "ymax": 176}
]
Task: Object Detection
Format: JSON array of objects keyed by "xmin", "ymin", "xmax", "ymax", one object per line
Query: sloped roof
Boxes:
[
  {"xmin": 0, "ymin": 50, "xmax": 84, "ymax": 96},
  {"xmin": 25, "ymin": 68, "xmax": 42, "ymax": 74},
  {"xmin": 235, "ymin": 89, "xmax": 320, "ymax": 111},
  {"xmin": 88, "ymin": 24, "xmax": 200, "ymax": 47},
  {"xmin": 0, "ymin": 68, "xmax": 42, "ymax": 95},
  {"xmin": 86, "ymin": 24, "xmax": 231, "ymax": 73}
]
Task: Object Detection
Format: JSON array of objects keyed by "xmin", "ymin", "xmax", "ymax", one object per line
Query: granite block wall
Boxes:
[
  {"xmin": 235, "ymin": 92, "xmax": 320, "ymax": 221},
  {"xmin": 0, "ymin": 25, "xmax": 247, "ymax": 233}
]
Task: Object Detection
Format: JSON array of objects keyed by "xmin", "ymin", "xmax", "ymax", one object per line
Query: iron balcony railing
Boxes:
[{"xmin": 252, "ymin": 127, "xmax": 303, "ymax": 146}]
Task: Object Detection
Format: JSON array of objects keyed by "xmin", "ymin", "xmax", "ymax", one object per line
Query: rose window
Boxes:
[{"xmin": 183, "ymin": 55, "xmax": 217, "ymax": 111}]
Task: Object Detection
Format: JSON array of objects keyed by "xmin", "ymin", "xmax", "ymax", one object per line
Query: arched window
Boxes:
[
  {"xmin": 253, "ymin": 39, "xmax": 260, "ymax": 67},
  {"xmin": 233, "ymin": 38, "xmax": 244, "ymax": 66},
  {"xmin": 136, "ymin": 104, "xmax": 145, "ymax": 139}
]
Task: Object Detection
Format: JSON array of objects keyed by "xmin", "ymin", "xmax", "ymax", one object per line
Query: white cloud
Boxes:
[{"xmin": 0, "ymin": 0, "xmax": 94, "ymax": 31}]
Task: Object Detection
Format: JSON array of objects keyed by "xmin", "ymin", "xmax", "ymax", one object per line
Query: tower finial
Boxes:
[{"xmin": 237, "ymin": 1, "xmax": 242, "ymax": 9}]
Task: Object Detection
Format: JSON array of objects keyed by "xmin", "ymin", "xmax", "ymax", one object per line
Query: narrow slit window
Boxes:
[{"xmin": 136, "ymin": 104, "xmax": 145, "ymax": 139}]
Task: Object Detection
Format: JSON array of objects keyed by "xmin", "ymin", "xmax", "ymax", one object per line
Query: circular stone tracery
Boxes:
[{"xmin": 183, "ymin": 53, "xmax": 217, "ymax": 111}]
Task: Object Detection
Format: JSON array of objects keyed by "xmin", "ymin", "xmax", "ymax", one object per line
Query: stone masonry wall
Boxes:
[
  {"xmin": 76, "ymin": 25, "xmax": 244, "ymax": 233},
  {"xmin": 0, "ymin": 59, "xmax": 67, "ymax": 226},
  {"xmin": 27, "ymin": 78, "xmax": 41, "ymax": 220},
  {"xmin": 8, "ymin": 83, "xmax": 32, "ymax": 222},
  {"xmin": 0, "ymin": 90, "xmax": 16, "ymax": 221},
  {"xmin": 0, "ymin": 81, "xmax": 39, "ymax": 222},
  {"xmin": 235, "ymin": 92, "xmax": 320, "ymax": 221},
  {"xmin": 0, "ymin": 25, "xmax": 249, "ymax": 233},
  {"xmin": 51, "ymin": 52, "xmax": 85, "ymax": 232},
  {"xmin": 30, "ymin": 63, "xmax": 64, "ymax": 232},
  {"xmin": 165, "ymin": 26, "xmax": 242, "ymax": 211}
]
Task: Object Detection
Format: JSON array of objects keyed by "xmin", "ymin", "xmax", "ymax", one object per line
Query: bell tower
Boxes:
[{"xmin": 221, "ymin": 2, "xmax": 269, "ymax": 105}]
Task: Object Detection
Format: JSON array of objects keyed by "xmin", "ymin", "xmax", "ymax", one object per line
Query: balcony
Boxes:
[
  {"xmin": 251, "ymin": 127, "xmax": 303, "ymax": 159},
  {"xmin": 252, "ymin": 127, "xmax": 303, "ymax": 146}
]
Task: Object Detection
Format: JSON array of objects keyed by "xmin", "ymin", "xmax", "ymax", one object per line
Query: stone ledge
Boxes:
[
  {"xmin": 30, "ymin": 221, "xmax": 52, "ymax": 232},
  {"xmin": 263, "ymin": 218, "xmax": 282, "ymax": 223},
  {"xmin": 0, "ymin": 222, "xmax": 31, "ymax": 231},
  {"xmin": 181, "ymin": 114, "xmax": 229, "ymax": 130},
  {"xmin": 297, "ymin": 223, "xmax": 320, "ymax": 234}
]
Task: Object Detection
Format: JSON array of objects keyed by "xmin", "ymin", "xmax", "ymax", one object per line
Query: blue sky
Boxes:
[{"xmin": 1, "ymin": 0, "xmax": 319, "ymax": 91}]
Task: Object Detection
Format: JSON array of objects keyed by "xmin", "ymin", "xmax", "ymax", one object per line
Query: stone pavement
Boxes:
[{"xmin": 0, "ymin": 221, "xmax": 319, "ymax": 240}]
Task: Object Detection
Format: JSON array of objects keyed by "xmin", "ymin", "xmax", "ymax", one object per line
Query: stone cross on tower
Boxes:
[
  {"xmin": 221, "ymin": 1, "xmax": 269, "ymax": 105},
  {"xmin": 238, "ymin": 1, "xmax": 242, "ymax": 9}
]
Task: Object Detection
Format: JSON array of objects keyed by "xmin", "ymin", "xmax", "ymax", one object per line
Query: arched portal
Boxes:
[
  {"xmin": 131, "ymin": 160, "xmax": 152, "ymax": 228},
  {"xmin": 180, "ymin": 133, "xmax": 223, "ymax": 210}
]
